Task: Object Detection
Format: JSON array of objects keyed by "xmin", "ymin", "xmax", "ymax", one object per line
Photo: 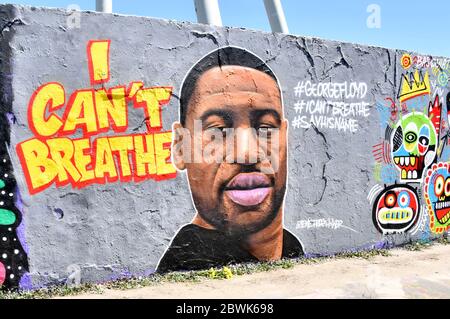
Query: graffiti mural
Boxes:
[
  {"xmin": 372, "ymin": 185, "xmax": 421, "ymax": 234},
  {"xmin": 397, "ymin": 71, "xmax": 430, "ymax": 104},
  {"xmin": 391, "ymin": 112, "xmax": 437, "ymax": 182},
  {"xmin": 157, "ymin": 47, "xmax": 304, "ymax": 273},
  {"xmin": 370, "ymin": 52, "xmax": 450, "ymax": 236},
  {"xmin": 292, "ymin": 81, "xmax": 371, "ymax": 133},
  {"xmin": 424, "ymin": 163, "xmax": 450, "ymax": 234},
  {"xmin": 16, "ymin": 40, "xmax": 177, "ymax": 196},
  {"xmin": 6, "ymin": 39, "xmax": 179, "ymax": 289},
  {"xmin": 2, "ymin": 5, "xmax": 450, "ymax": 290},
  {"xmin": 429, "ymin": 95, "xmax": 442, "ymax": 138},
  {"xmin": 0, "ymin": 130, "xmax": 29, "ymax": 290}
]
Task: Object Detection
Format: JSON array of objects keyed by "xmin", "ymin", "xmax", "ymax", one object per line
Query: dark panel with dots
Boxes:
[{"xmin": 0, "ymin": 145, "xmax": 29, "ymax": 290}]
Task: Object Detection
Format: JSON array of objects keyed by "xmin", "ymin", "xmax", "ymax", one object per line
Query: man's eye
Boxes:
[
  {"xmin": 258, "ymin": 123, "xmax": 277, "ymax": 129},
  {"xmin": 206, "ymin": 126, "xmax": 227, "ymax": 131},
  {"xmin": 205, "ymin": 126, "xmax": 231, "ymax": 138},
  {"xmin": 258, "ymin": 127, "xmax": 276, "ymax": 137}
]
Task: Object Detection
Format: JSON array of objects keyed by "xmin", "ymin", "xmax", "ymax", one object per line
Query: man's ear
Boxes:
[{"xmin": 172, "ymin": 122, "xmax": 187, "ymax": 171}]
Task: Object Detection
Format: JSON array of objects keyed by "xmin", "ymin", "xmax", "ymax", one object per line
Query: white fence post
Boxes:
[
  {"xmin": 194, "ymin": 0, "xmax": 223, "ymax": 26},
  {"xmin": 263, "ymin": 0, "xmax": 289, "ymax": 33},
  {"xmin": 96, "ymin": 0, "xmax": 112, "ymax": 13}
]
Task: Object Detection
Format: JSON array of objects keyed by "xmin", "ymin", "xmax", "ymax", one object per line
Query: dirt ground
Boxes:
[{"xmin": 64, "ymin": 244, "xmax": 450, "ymax": 299}]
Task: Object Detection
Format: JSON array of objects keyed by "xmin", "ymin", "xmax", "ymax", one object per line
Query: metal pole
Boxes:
[
  {"xmin": 96, "ymin": 0, "xmax": 112, "ymax": 13},
  {"xmin": 263, "ymin": 0, "xmax": 289, "ymax": 33},
  {"xmin": 194, "ymin": 0, "xmax": 223, "ymax": 26}
]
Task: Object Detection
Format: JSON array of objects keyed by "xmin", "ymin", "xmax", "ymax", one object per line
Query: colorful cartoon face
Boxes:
[
  {"xmin": 391, "ymin": 113, "xmax": 437, "ymax": 182},
  {"xmin": 424, "ymin": 163, "xmax": 450, "ymax": 234},
  {"xmin": 372, "ymin": 185, "xmax": 420, "ymax": 234}
]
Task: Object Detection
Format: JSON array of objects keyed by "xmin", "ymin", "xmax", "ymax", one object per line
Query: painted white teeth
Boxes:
[
  {"xmin": 413, "ymin": 171, "xmax": 418, "ymax": 179},
  {"xmin": 436, "ymin": 202, "xmax": 450, "ymax": 212},
  {"xmin": 407, "ymin": 171, "xmax": 412, "ymax": 179},
  {"xmin": 395, "ymin": 157, "xmax": 417, "ymax": 168}
]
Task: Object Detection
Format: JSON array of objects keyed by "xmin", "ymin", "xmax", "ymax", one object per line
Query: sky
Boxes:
[{"xmin": 0, "ymin": 0, "xmax": 448, "ymax": 57}]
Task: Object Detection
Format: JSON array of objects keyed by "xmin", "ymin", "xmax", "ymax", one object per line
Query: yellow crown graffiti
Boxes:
[{"xmin": 397, "ymin": 70, "xmax": 431, "ymax": 103}]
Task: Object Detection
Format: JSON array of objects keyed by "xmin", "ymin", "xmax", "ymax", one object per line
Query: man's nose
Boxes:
[{"xmin": 233, "ymin": 127, "xmax": 261, "ymax": 165}]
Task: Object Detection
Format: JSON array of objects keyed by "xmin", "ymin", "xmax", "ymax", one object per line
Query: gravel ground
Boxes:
[{"xmin": 61, "ymin": 244, "xmax": 450, "ymax": 299}]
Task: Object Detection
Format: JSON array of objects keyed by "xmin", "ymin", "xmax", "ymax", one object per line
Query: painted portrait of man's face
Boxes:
[
  {"xmin": 157, "ymin": 47, "xmax": 302, "ymax": 274},
  {"xmin": 173, "ymin": 64, "xmax": 288, "ymax": 235}
]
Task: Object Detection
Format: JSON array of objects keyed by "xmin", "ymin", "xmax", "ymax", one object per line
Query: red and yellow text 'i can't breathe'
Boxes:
[{"xmin": 16, "ymin": 40, "xmax": 177, "ymax": 195}]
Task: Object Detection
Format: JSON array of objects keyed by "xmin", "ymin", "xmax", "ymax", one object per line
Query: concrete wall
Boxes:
[{"xmin": 0, "ymin": 4, "xmax": 448, "ymax": 290}]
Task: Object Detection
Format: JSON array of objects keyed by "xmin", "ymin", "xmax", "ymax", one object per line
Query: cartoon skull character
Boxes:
[
  {"xmin": 372, "ymin": 185, "xmax": 421, "ymax": 234},
  {"xmin": 424, "ymin": 163, "xmax": 450, "ymax": 234},
  {"xmin": 391, "ymin": 113, "xmax": 437, "ymax": 182}
]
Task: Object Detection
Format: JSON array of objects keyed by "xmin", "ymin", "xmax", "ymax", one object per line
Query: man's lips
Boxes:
[{"xmin": 224, "ymin": 173, "xmax": 272, "ymax": 207}]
